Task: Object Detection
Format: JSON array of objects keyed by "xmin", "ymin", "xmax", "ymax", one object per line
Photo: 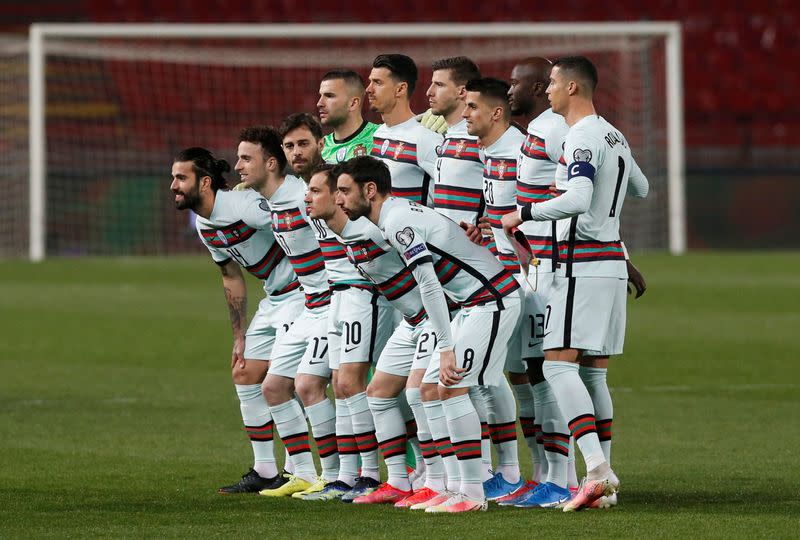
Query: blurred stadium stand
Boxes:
[{"xmin": 1, "ymin": 0, "xmax": 797, "ymax": 249}]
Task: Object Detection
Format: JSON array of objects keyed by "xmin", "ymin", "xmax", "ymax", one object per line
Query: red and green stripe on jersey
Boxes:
[
  {"xmin": 524, "ymin": 234, "xmax": 558, "ymax": 260},
  {"xmin": 560, "ymin": 239, "xmax": 625, "ymax": 263},
  {"xmin": 376, "ymin": 266, "xmax": 417, "ymax": 301},
  {"xmin": 404, "ymin": 307, "xmax": 427, "ymax": 327},
  {"xmin": 433, "ymin": 256, "xmax": 460, "ymax": 285},
  {"xmin": 462, "ymin": 268, "xmax": 521, "ymax": 307},
  {"xmin": 244, "ymin": 241, "xmax": 286, "ymax": 281},
  {"xmin": 433, "ymin": 184, "xmax": 483, "ymax": 214},
  {"xmin": 287, "ymin": 248, "xmax": 325, "ymax": 276},
  {"xmin": 520, "ymin": 133, "xmax": 548, "ymax": 160},
  {"xmin": 371, "ymin": 137, "xmax": 418, "ymax": 165},
  {"xmin": 318, "ymin": 238, "xmax": 346, "ymax": 261},
  {"xmin": 439, "ymin": 137, "xmax": 481, "ymax": 162},
  {"xmin": 305, "ymin": 289, "xmax": 332, "ymax": 309},
  {"xmin": 517, "ymin": 182, "xmax": 556, "ymax": 205},
  {"xmin": 271, "ymin": 207, "xmax": 308, "ymax": 233},
  {"xmin": 200, "ymin": 221, "xmax": 256, "ymax": 248},
  {"xmin": 345, "ymin": 239, "xmax": 387, "ymax": 265},
  {"xmin": 483, "ymin": 157, "xmax": 517, "ymax": 181},
  {"xmin": 391, "ymin": 186, "xmax": 425, "ymax": 205}
]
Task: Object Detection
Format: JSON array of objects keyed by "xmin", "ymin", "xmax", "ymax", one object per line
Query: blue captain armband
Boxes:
[{"xmin": 567, "ymin": 161, "xmax": 596, "ymax": 183}]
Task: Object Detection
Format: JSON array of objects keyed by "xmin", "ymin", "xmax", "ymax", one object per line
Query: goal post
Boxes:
[{"xmin": 26, "ymin": 22, "xmax": 685, "ymax": 261}]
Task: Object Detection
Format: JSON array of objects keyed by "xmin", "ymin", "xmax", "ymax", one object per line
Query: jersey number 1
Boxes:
[{"xmin": 609, "ymin": 156, "xmax": 625, "ymax": 218}]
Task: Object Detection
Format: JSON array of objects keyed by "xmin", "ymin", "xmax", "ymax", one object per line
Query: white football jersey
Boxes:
[
  {"xmin": 266, "ymin": 175, "xmax": 331, "ymax": 309},
  {"xmin": 517, "ymin": 108, "xmax": 569, "ymax": 272},
  {"xmin": 378, "ymin": 197, "xmax": 520, "ymax": 309},
  {"xmin": 559, "ymin": 115, "xmax": 649, "ymax": 278},
  {"xmin": 340, "ymin": 217, "xmax": 426, "ymax": 326},
  {"xmin": 433, "ymin": 119, "xmax": 484, "ymax": 225},
  {"xmin": 195, "ymin": 189, "xmax": 299, "ymax": 296},
  {"xmin": 482, "ymin": 125, "xmax": 527, "ymax": 274},
  {"xmin": 309, "ymin": 216, "xmax": 374, "ymax": 291},
  {"xmin": 371, "ymin": 117, "xmax": 442, "ymax": 207}
]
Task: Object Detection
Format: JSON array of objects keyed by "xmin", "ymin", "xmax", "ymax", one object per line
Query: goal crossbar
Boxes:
[{"xmin": 28, "ymin": 22, "xmax": 685, "ymax": 260}]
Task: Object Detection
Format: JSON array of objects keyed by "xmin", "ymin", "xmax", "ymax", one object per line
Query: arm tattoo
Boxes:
[{"xmin": 223, "ymin": 286, "xmax": 247, "ymax": 334}]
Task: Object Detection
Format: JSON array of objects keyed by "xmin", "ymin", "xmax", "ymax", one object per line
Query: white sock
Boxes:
[
  {"xmin": 442, "ymin": 394, "xmax": 484, "ymax": 501},
  {"xmin": 334, "ymin": 398, "xmax": 357, "ymax": 487},
  {"xmin": 406, "ymin": 388, "xmax": 444, "ymax": 491},
  {"xmin": 235, "ymin": 384, "xmax": 277, "ymax": 479},
  {"xmin": 580, "ymin": 366, "xmax": 613, "ymax": 464},
  {"xmin": 424, "ymin": 399, "xmax": 460, "ymax": 493},
  {"xmin": 346, "ymin": 391, "xmax": 380, "ymax": 481},
  {"xmin": 368, "ymin": 396, "xmax": 410, "ymax": 491},
  {"xmin": 468, "ymin": 386, "xmax": 493, "ymax": 481},
  {"xmin": 486, "ymin": 379, "xmax": 520, "ymax": 484},
  {"xmin": 305, "ymin": 398, "xmax": 339, "ymax": 482},
  {"xmin": 543, "ymin": 361, "xmax": 606, "ymax": 473},
  {"xmin": 269, "ymin": 399, "xmax": 316, "ymax": 482}
]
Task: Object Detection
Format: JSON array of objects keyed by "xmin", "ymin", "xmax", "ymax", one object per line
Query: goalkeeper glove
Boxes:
[{"xmin": 416, "ymin": 108, "xmax": 448, "ymax": 134}]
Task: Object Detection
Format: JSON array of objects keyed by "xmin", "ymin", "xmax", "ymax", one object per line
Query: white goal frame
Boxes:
[{"xmin": 28, "ymin": 22, "xmax": 685, "ymax": 261}]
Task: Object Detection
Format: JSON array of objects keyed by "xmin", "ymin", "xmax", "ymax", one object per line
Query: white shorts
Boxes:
[
  {"xmin": 268, "ymin": 305, "xmax": 331, "ymax": 380},
  {"xmin": 543, "ymin": 276, "xmax": 627, "ymax": 354},
  {"xmin": 328, "ymin": 287, "xmax": 395, "ymax": 370},
  {"xmin": 506, "ymin": 273, "xmax": 548, "ymax": 372},
  {"xmin": 375, "ymin": 318, "xmax": 435, "ymax": 378},
  {"xmin": 244, "ymin": 289, "xmax": 305, "ymax": 360},
  {"xmin": 425, "ymin": 293, "xmax": 522, "ymax": 388}
]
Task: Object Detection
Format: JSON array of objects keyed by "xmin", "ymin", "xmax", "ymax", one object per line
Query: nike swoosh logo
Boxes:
[
  {"xmin": 307, "ymin": 360, "xmax": 326, "ymax": 365},
  {"xmin": 527, "ymin": 342, "xmax": 540, "ymax": 347},
  {"xmin": 344, "ymin": 346, "xmax": 358, "ymax": 353}
]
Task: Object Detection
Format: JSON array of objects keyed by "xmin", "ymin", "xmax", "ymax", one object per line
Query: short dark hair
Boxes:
[
  {"xmin": 334, "ymin": 156, "xmax": 391, "ymax": 196},
  {"xmin": 372, "ymin": 53, "xmax": 418, "ymax": 96},
  {"xmin": 174, "ymin": 147, "xmax": 229, "ymax": 192},
  {"xmin": 321, "ymin": 69, "xmax": 366, "ymax": 92},
  {"xmin": 553, "ymin": 55, "xmax": 598, "ymax": 91},
  {"xmin": 279, "ymin": 112, "xmax": 323, "ymax": 141},
  {"xmin": 431, "ymin": 56, "xmax": 481, "ymax": 86},
  {"xmin": 465, "ymin": 77, "xmax": 511, "ymax": 106},
  {"xmin": 311, "ymin": 162, "xmax": 337, "ymax": 192},
  {"xmin": 239, "ymin": 125, "xmax": 287, "ymax": 172}
]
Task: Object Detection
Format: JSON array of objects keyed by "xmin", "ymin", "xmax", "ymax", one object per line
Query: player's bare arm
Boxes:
[{"xmin": 220, "ymin": 260, "xmax": 248, "ymax": 369}]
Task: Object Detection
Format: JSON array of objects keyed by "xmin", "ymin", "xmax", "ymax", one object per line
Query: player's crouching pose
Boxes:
[
  {"xmin": 170, "ymin": 148, "xmax": 304, "ymax": 494},
  {"xmin": 503, "ymin": 56, "xmax": 649, "ymax": 511},
  {"xmin": 308, "ymin": 163, "xmax": 451, "ymax": 507},
  {"xmin": 337, "ymin": 156, "xmax": 522, "ymax": 513},
  {"xmin": 234, "ymin": 126, "xmax": 337, "ymax": 497}
]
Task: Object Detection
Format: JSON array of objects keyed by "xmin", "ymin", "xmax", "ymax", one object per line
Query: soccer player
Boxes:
[
  {"xmin": 337, "ymin": 155, "xmax": 522, "ymax": 513},
  {"xmin": 502, "ymin": 55, "xmax": 649, "ymax": 511},
  {"xmin": 462, "ymin": 77, "xmax": 542, "ymax": 501},
  {"xmin": 170, "ymin": 148, "xmax": 304, "ymax": 494},
  {"xmin": 318, "ymin": 69, "xmax": 379, "ymax": 163},
  {"xmin": 293, "ymin": 140, "xmax": 395, "ymax": 501},
  {"xmin": 281, "ymin": 113, "xmax": 325, "ymax": 181},
  {"xmin": 367, "ymin": 53, "xmax": 442, "ymax": 206},
  {"xmin": 308, "ymin": 163, "xmax": 450, "ymax": 507},
  {"xmin": 426, "ymin": 56, "xmax": 484, "ymax": 226},
  {"xmin": 234, "ymin": 125, "xmax": 333, "ymax": 497},
  {"xmin": 505, "ymin": 56, "xmax": 578, "ymax": 508}
]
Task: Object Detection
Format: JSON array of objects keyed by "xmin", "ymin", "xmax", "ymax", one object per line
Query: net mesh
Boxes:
[{"xmin": 17, "ymin": 31, "xmax": 670, "ymax": 257}]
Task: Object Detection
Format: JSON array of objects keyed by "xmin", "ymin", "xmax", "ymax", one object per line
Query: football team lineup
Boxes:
[{"xmin": 168, "ymin": 53, "xmax": 647, "ymax": 512}]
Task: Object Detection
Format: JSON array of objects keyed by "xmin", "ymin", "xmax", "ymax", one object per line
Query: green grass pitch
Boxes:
[{"xmin": 1, "ymin": 253, "xmax": 798, "ymax": 538}]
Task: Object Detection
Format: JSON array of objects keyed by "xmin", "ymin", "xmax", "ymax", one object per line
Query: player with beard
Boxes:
[
  {"xmin": 318, "ymin": 69, "xmax": 378, "ymax": 164},
  {"xmin": 171, "ymin": 147, "xmax": 304, "ymax": 495},
  {"xmin": 281, "ymin": 113, "xmax": 325, "ymax": 181}
]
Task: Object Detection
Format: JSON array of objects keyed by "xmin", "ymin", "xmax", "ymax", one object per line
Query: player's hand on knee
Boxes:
[
  {"xmin": 417, "ymin": 108, "xmax": 448, "ymax": 134},
  {"xmin": 439, "ymin": 349, "xmax": 465, "ymax": 386},
  {"xmin": 231, "ymin": 337, "xmax": 246, "ymax": 369},
  {"xmin": 626, "ymin": 260, "xmax": 647, "ymax": 298}
]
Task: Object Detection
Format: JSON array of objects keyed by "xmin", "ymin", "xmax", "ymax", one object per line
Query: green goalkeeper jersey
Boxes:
[{"xmin": 321, "ymin": 120, "xmax": 379, "ymax": 164}]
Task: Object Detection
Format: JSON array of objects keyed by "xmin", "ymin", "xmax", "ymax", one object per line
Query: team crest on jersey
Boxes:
[
  {"xmin": 380, "ymin": 139, "xmax": 390, "ymax": 155},
  {"xmin": 573, "ymin": 149, "xmax": 592, "ymax": 162},
  {"xmin": 336, "ymin": 147, "xmax": 348, "ymax": 162},
  {"xmin": 454, "ymin": 139, "xmax": 466, "ymax": 158},
  {"xmin": 215, "ymin": 230, "xmax": 229, "ymax": 246},
  {"xmin": 353, "ymin": 143, "xmax": 367, "ymax": 157},
  {"xmin": 394, "ymin": 142, "xmax": 405, "ymax": 159},
  {"xmin": 395, "ymin": 226, "xmax": 415, "ymax": 246},
  {"xmin": 259, "ymin": 199, "xmax": 270, "ymax": 212},
  {"xmin": 284, "ymin": 213, "xmax": 293, "ymax": 228},
  {"xmin": 497, "ymin": 160, "xmax": 507, "ymax": 177}
]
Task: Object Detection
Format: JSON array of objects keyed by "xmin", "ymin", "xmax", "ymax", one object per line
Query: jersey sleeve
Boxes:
[
  {"xmin": 417, "ymin": 130, "xmax": 444, "ymax": 178},
  {"xmin": 626, "ymin": 156, "xmax": 650, "ymax": 198},
  {"xmin": 195, "ymin": 221, "xmax": 232, "ymax": 266},
  {"xmin": 236, "ymin": 190, "xmax": 273, "ymax": 230},
  {"xmin": 384, "ymin": 208, "xmax": 433, "ymax": 270},
  {"xmin": 409, "ymin": 262, "xmax": 454, "ymax": 350}
]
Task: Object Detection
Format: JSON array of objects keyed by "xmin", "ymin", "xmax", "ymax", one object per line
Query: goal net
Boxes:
[{"xmin": 18, "ymin": 23, "xmax": 683, "ymax": 260}]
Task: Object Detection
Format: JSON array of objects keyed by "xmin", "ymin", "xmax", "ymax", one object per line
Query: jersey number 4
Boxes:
[{"xmin": 609, "ymin": 156, "xmax": 625, "ymax": 218}]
